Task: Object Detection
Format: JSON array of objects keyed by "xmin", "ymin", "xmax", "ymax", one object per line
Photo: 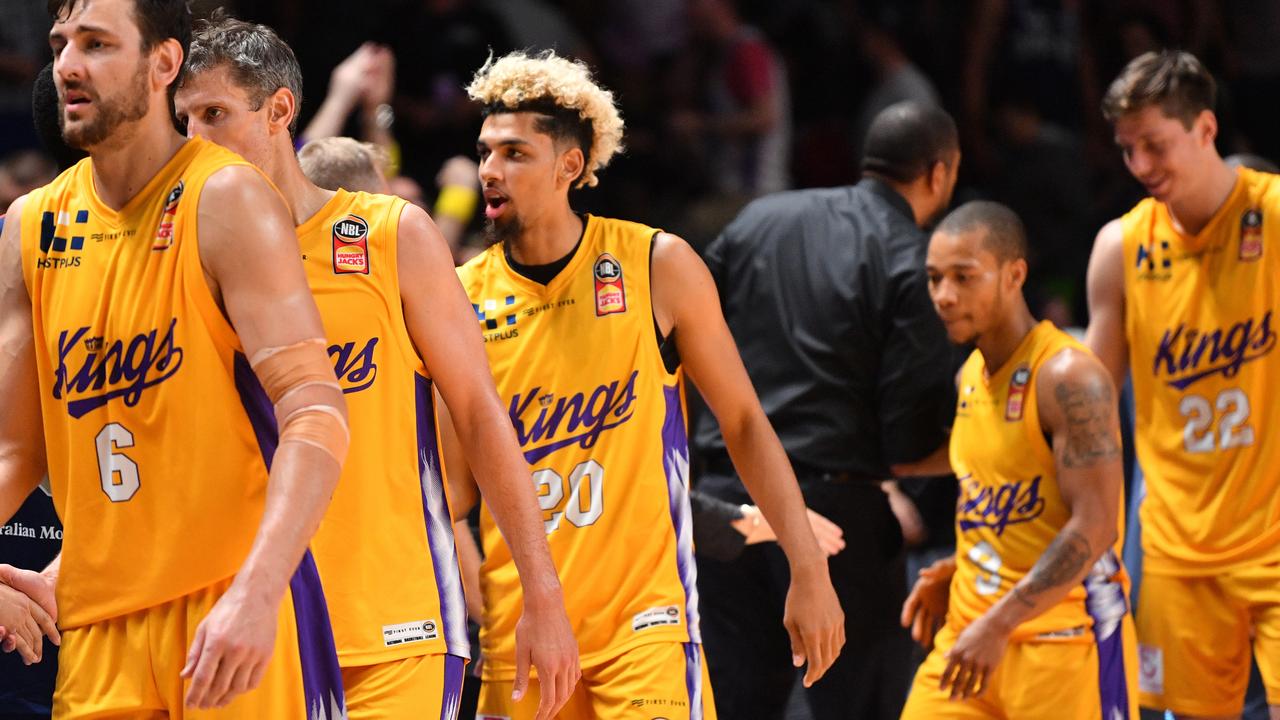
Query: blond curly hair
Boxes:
[{"xmin": 467, "ymin": 50, "xmax": 624, "ymax": 188}]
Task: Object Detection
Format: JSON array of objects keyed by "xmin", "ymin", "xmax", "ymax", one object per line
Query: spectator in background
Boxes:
[
  {"xmin": 302, "ymin": 42, "xmax": 399, "ymax": 171},
  {"xmin": 852, "ymin": 20, "xmax": 940, "ymax": 160},
  {"xmin": 0, "ymin": 151, "xmax": 57, "ymax": 210},
  {"xmin": 0, "ymin": 0, "xmax": 47, "ymax": 156},
  {"xmin": 694, "ymin": 101, "xmax": 960, "ymax": 720},
  {"xmin": 297, "ymin": 136, "xmax": 391, "ymax": 194}
]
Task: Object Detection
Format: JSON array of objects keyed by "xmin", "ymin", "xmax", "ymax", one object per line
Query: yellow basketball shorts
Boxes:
[
  {"xmin": 901, "ymin": 617, "xmax": 1139, "ymax": 720},
  {"xmin": 476, "ymin": 641, "xmax": 716, "ymax": 720},
  {"xmin": 53, "ymin": 551, "xmax": 344, "ymax": 719},
  {"xmin": 342, "ymin": 653, "xmax": 466, "ymax": 720},
  {"xmin": 1137, "ymin": 562, "xmax": 1280, "ymax": 716}
]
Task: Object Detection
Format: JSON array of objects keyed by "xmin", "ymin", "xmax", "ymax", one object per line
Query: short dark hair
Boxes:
[
  {"xmin": 33, "ymin": 62, "xmax": 87, "ymax": 171},
  {"xmin": 185, "ymin": 12, "xmax": 305, "ymax": 136},
  {"xmin": 935, "ymin": 201, "xmax": 1028, "ymax": 262},
  {"xmin": 480, "ymin": 98, "xmax": 594, "ymax": 183},
  {"xmin": 1101, "ymin": 51, "xmax": 1216, "ymax": 128},
  {"xmin": 861, "ymin": 101, "xmax": 958, "ymax": 183},
  {"xmin": 48, "ymin": 0, "xmax": 191, "ymax": 53}
]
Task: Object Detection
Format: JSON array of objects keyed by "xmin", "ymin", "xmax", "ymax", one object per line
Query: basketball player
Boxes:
[
  {"xmin": 445, "ymin": 51, "xmax": 844, "ymax": 719},
  {"xmin": 172, "ymin": 17, "xmax": 578, "ymax": 720},
  {"xmin": 1086, "ymin": 50, "xmax": 1280, "ymax": 719},
  {"xmin": 0, "ymin": 0, "xmax": 349, "ymax": 716},
  {"xmin": 900, "ymin": 201, "xmax": 1137, "ymax": 719}
]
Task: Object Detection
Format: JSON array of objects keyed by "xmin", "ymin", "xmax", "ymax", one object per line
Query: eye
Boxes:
[
  {"xmin": 204, "ymin": 108, "xmax": 224, "ymax": 122},
  {"xmin": 507, "ymin": 148, "xmax": 523, "ymax": 159}
]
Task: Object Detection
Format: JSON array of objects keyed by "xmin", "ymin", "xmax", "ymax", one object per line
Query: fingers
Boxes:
[
  {"xmin": 202, "ymin": 646, "xmax": 242, "ymax": 709},
  {"xmin": 800, "ymin": 623, "xmax": 836, "ymax": 688},
  {"xmin": 512, "ymin": 643, "xmax": 531, "ymax": 703},
  {"xmin": 785, "ymin": 621, "xmax": 806, "ymax": 671},
  {"xmin": 9, "ymin": 628, "xmax": 37, "ymax": 664},
  {"xmin": 27, "ymin": 597, "xmax": 60, "ymax": 647},
  {"xmin": 182, "ymin": 625, "xmax": 221, "ymax": 708},
  {"xmin": 212, "ymin": 659, "xmax": 257, "ymax": 709},
  {"xmin": 900, "ymin": 588, "xmax": 921, "ymax": 628}
]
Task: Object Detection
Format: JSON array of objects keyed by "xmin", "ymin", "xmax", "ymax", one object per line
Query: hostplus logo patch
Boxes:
[
  {"xmin": 474, "ymin": 295, "xmax": 519, "ymax": 342},
  {"xmin": 37, "ymin": 209, "xmax": 89, "ymax": 269}
]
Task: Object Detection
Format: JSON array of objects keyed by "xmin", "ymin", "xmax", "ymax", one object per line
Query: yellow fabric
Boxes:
[
  {"xmin": 476, "ymin": 641, "xmax": 716, "ymax": 720},
  {"xmin": 295, "ymin": 189, "xmax": 469, "ymax": 666},
  {"xmin": 18, "ymin": 138, "xmax": 277, "ymax": 628},
  {"xmin": 1122, "ymin": 167, "xmax": 1280, "ymax": 574},
  {"xmin": 1136, "ymin": 562, "xmax": 1280, "ymax": 716},
  {"xmin": 949, "ymin": 321, "xmax": 1128, "ymax": 641},
  {"xmin": 342, "ymin": 653, "xmax": 467, "ymax": 720},
  {"xmin": 53, "ymin": 577, "xmax": 316, "ymax": 719},
  {"xmin": 901, "ymin": 619, "xmax": 1139, "ymax": 720},
  {"xmin": 456, "ymin": 214, "xmax": 697, "ymax": 671}
]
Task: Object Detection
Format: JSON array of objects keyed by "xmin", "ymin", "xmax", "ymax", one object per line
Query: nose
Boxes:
[
  {"xmin": 478, "ymin": 152, "xmax": 500, "ymax": 185},
  {"xmin": 184, "ymin": 118, "xmax": 206, "ymax": 139},
  {"xmin": 54, "ymin": 43, "xmax": 85, "ymax": 88},
  {"xmin": 1126, "ymin": 148, "xmax": 1152, "ymax": 178},
  {"xmin": 931, "ymin": 278, "xmax": 956, "ymax": 308}
]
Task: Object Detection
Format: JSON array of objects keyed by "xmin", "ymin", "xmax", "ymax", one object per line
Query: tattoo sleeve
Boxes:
[
  {"xmin": 1053, "ymin": 376, "xmax": 1121, "ymax": 468},
  {"xmin": 1015, "ymin": 529, "xmax": 1092, "ymax": 605}
]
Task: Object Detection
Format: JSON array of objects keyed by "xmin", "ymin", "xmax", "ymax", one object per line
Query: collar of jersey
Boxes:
[
  {"xmin": 81, "ymin": 137, "xmax": 205, "ymax": 228},
  {"xmin": 296, "ymin": 188, "xmax": 351, "ymax": 238},
  {"xmin": 496, "ymin": 213, "xmax": 596, "ymax": 296}
]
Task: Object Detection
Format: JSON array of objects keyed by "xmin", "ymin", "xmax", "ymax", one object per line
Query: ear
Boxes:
[
  {"xmin": 265, "ymin": 87, "xmax": 297, "ymax": 136},
  {"xmin": 929, "ymin": 159, "xmax": 948, "ymax": 195},
  {"xmin": 1195, "ymin": 109, "xmax": 1218, "ymax": 148},
  {"xmin": 1006, "ymin": 257, "xmax": 1028, "ymax": 291},
  {"xmin": 558, "ymin": 146, "xmax": 585, "ymax": 189},
  {"xmin": 151, "ymin": 38, "xmax": 184, "ymax": 92}
]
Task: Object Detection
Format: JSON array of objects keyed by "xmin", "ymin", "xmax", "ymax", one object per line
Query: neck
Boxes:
[
  {"xmin": 507, "ymin": 203, "xmax": 583, "ymax": 265},
  {"xmin": 976, "ymin": 301, "xmax": 1038, "ymax": 375},
  {"xmin": 1167, "ymin": 155, "xmax": 1237, "ymax": 236},
  {"xmin": 87, "ymin": 112, "xmax": 185, "ymax": 211},
  {"xmin": 267, "ymin": 140, "xmax": 335, "ymax": 226}
]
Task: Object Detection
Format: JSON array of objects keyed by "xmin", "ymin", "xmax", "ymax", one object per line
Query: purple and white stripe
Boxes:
[
  {"xmin": 440, "ymin": 654, "xmax": 466, "ymax": 720},
  {"xmin": 684, "ymin": 642, "xmax": 705, "ymax": 720},
  {"xmin": 416, "ymin": 375, "xmax": 471, "ymax": 659},
  {"xmin": 662, "ymin": 384, "xmax": 701, "ymax": 643},
  {"xmin": 1084, "ymin": 549, "xmax": 1132, "ymax": 720}
]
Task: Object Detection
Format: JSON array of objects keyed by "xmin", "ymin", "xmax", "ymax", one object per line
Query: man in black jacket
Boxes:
[{"xmin": 695, "ymin": 101, "xmax": 960, "ymax": 720}]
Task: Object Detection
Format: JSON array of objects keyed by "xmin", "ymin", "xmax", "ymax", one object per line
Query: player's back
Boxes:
[
  {"xmin": 18, "ymin": 137, "xmax": 278, "ymax": 627},
  {"xmin": 456, "ymin": 215, "xmax": 698, "ymax": 676},
  {"xmin": 949, "ymin": 321, "xmax": 1129, "ymax": 640},
  {"xmin": 1122, "ymin": 166, "xmax": 1280, "ymax": 573},
  {"xmin": 294, "ymin": 189, "xmax": 468, "ymax": 665}
]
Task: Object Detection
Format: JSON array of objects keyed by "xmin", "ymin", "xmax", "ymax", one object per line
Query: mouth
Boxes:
[
  {"xmin": 63, "ymin": 89, "xmax": 92, "ymax": 113},
  {"xmin": 1142, "ymin": 175, "xmax": 1169, "ymax": 196},
  {"xmin": 483, "ymin": 189, "xmax": 510, "ymax": 220}
]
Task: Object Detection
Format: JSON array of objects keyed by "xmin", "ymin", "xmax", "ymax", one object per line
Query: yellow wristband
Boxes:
[{"xmin": 434, "ymin": 184, "xmax": 479, "ymax": 223}]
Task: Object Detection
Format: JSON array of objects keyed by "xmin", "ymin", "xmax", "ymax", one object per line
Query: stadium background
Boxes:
[{"xmin": 3, "ymin": 1, "xmax": 1280, "ymax": 718}]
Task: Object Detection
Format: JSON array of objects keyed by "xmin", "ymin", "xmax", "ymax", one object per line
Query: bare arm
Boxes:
[
  {"xmin": 652, "ymin": 232, "xmax": 844, "ymax": 686},
  {"xmin": 183, "ymin": 165, "xmax": 346, "ymax": 708},
  {"xmin": 1084, "ymin": 219, "xmax": 1128, "ymax": 387},
  {"xmin": 0, "ymin": 197, "xmax": 47, "ymax": 525},
  {"xmin": 985, "ymin": 348, "xmax": 1122, "ymax": 629},
  {"xmin": 397, "ymin": 204, "xmax": 576, "ymax": 716}
]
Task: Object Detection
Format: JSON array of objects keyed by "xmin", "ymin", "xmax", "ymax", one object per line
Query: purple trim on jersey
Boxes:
[
  {"xmin": 684, "ymin": 643, "xmax": 704, "ymax": 720},
  {"xmin": 233, "ymin": 352, "xmax": 278, "ymax": 467},
  {"xmin": 440, "ymin": 654, "xmax": 466, "ymax": 720},
  {"xmin": 290, "ymin": 550, "xmax": 346, "ymax": 719},
  {"xmin": 1085, "ymin": 549, "xmax": 1132, "ymax": 719},
  {"xmin": 415, "ymin": 374, "xmax": 471, "ymax": 658},
  {"xmin": 662, "ymin": 384, "xmax": 701, "ymax": 642}
]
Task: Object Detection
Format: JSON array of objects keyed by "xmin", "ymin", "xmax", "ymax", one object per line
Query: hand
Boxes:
[
  {"xmin": 733, "ymin": 506, "xmax": 846, "ymax": 556},
  {"xmin": 882, "ymin": 481, "xmax": 928, "ymax": 546},
  {"xmin": 0, "ymin": 564, "xmax": 58, "ymax": 625},
  {"xmin": 783, "ymin": 564, "xmax": 845, "ymax": 688},
  {"xmin": 940, "ymin": 612, "xmax": 1012, "ymax": 700},
  {"xmin": 0, "ymin": 583, "xmax": 58, "ymax": 664},
  {"xmin": 328, "ymin": 44, "xmax": 376, "ymax": 107},
  {"xmin": 436, "ymin": 156, "xmax": 479, "ymax": 191},
  {"xmin": 513, "ymin": 593, "xmax": 580, "ymax": 720},
  {"xmin": 180, "ymin": 582, "xmax": 280, "ymax": 709},
  {"xmin": 900, "ymin": 556, "xmax": 954, "ymax": 650},
  {"xmin": 361, "ymin": 45, "xmax": 396, "ymax": 109}
]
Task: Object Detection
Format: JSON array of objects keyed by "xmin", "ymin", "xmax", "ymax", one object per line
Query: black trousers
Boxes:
[{"xmin": 696, "ymin": 474, "xmax": 913, "ymax": 720}]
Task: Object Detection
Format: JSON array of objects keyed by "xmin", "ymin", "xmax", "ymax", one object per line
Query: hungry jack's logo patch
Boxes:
[
  {"xmin": 593, "ymin": 252, "xmax": 626, "ymax": 316},
  {"xmin": 332, "ymin": 214, "xmax": 370, "ymax": 274}
]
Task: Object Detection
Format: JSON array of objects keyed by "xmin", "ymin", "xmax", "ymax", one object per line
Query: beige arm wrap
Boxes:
[{"xmin": 249, "ymin": 338, "xmax": 349, "ymax": 467}]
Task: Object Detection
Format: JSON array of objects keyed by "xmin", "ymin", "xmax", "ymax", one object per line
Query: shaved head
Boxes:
[{"xmin": 934, "ymin": 201, "xmax": 1027, "ymax": 262}]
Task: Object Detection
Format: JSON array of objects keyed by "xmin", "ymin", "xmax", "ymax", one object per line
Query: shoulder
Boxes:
[
  {"xmin": 651, "ymin": 231, "xmax": 701, "ymax": 272},
  {"xmin": 722, "ymin": 187, "xmax": 850, "ymax": 241},
  {"xmin": 1242, "ymin": 167, "xmax": 1280, "ymax": 209},
  {"xmin": 1036, "ymin": 344, "xmax": 1114, "ymax": 405},
  {"xmin": 1091, "ymin": 217, "xmax": 1126, "ymax": 259},
  {"xmin": 199, "ymin": 163, "xmax": 277, "ymax": 207},
  {"xmin": 455, "ymin": 242, "xmax": 502, "ymax": 290}
]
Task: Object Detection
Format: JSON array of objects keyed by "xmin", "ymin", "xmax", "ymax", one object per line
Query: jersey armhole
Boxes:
[
  {"xmin": 648, "ymin": 232, "xmax": 681, "ymax": 375},
  {"xmin": 183, "ymin": 166, "xmax": 246, "ymax": 354},
  {"xmin": 383, "ymin": 196, "xmax": 426, "ymax": 375}
]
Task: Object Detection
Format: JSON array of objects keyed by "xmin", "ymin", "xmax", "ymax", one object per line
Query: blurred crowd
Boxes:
[{"xmin": 4, "ymin": 0, "xmax": 1280, "ymax": 320}]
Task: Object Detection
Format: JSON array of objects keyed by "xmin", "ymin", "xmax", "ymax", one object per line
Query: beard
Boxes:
[
  {"xmin": 61, "ymin": 61, "xmax": 151, "ymax": 150},
  {"xmin": 484, "ymin": 213, "xmax": 524, "ymax": 247}
]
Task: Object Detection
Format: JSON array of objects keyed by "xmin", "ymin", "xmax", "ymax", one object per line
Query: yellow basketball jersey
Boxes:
[
  {"xmin": 456, "ymin": 215, "xmax": 697, "ymax": 677},
  {"xmin": 1123, "ymin": 167, "xmax": 1280, "ymax": 574},
  {"xmin": 949, "ymin": 322, "xmax": 1129, "ymax": 641},
  {"xmin": 18, "ymin": 138, "xmax": 279, "ymax": 628},
  {"xmin": 295, "ymin": 189, "xmax": 468, "ymax": 665}
]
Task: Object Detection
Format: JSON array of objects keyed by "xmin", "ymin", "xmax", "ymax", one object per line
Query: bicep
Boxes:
[
  {"xmin": 1084, "ymin": 219, "xmax": 1128, "ymax": 386},
  {"xmin": 1038, "ymin": 351, "xmax": 1123, "ymax": 528},
  {"xmin": 655, "ymin": 234, "xmax": 758, "ymax": 426},
  {"xmin": 198, "ymin": 167, "xmax": 327, "ymax": 355}
]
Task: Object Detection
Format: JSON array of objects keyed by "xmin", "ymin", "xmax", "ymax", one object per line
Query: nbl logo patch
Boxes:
[
  {"xmin": 153, "ymin": 181, "xmax": 183, "ymax": 251},
  {"xmin": 593, "ymin": 252, "xmax": 626, "ymax": 316},
  {"xmin": 332, "ymin": 214, "xmax": 370, "ymax": 274},
  {"xmin": 1240, "ymin": 207, "xmax": 1263, "ymax": 261},
  {"xmin": 1005, "ymin": 365, "xmax": 1030, "ymax": 421}
]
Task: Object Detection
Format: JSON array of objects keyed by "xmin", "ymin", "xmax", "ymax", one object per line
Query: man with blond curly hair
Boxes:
[{"xmin": 443, "ymin": 50, "xmax": 846, "ymax": 719}]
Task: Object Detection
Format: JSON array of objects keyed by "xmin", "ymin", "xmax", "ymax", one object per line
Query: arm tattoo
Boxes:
[
  {"xmin": 1018, "ymin": 529, "xmax": 1092, "ymax": 603},
  {"xmin": 1053, "ymin": 377, "xmax": 1120, "ymax": 468}
]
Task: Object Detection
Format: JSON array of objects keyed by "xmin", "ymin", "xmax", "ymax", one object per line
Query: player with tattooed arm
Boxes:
[{"xmin": 900, "ymin": 202, "xmax": 1137, "ymax": 719}]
